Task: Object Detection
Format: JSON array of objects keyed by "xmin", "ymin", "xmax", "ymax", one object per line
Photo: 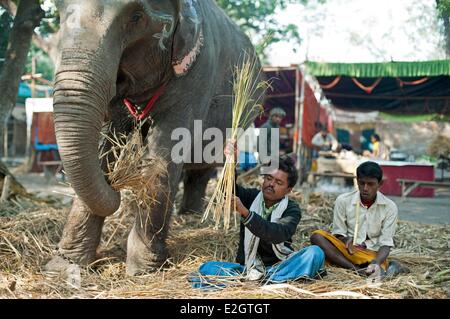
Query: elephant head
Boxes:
[{"xmin": 53, "ymin": 0, "xmax": 204, "ymax": 217}]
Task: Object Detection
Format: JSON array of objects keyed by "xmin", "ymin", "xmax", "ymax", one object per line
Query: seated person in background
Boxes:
[
  {"xmin": 190, "ymin": 142, "xmax": 325, "ymax": 288},
  {"xmin": 311, "ymin": 124, "xmax": 339, "ymax": 155},
  {"xmin": 257, "ymin": 107, "xmax": 286, "ymax": 158},
  {"xmin": 363, "ymin": 134, "xmax": 390, "ymax": 160},
  {"xmin": 310, "ymin": 161, "xmax": 408, "ymax": 278}
]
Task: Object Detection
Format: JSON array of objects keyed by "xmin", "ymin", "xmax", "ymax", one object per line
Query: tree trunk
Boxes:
[
  {"xmin": 0, "ymin": 0, "xmax": 44, "ymax": 157},
  {"xmin": 437, "ymin": 0, "xmax": 450, "ymax": 57},
  {"xmin": 444, "ymin": 10, "xmax": 450, "ymax": 57},
  {"xmin": 1, "ymin": 0, "xmax": 59, "ymax": 64}
]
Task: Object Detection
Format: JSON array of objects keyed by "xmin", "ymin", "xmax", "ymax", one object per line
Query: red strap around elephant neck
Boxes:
[{"xmin": 123, "ymin": 84, "xmax": 166, "ymax": 120}]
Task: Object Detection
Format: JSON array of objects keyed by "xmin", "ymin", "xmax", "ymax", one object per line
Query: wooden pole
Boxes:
[
  {"xmin": 31, "ymin": 56, "xmax": 36, "ymax": 98},
  {"xmin": 294, "ymin": 66, "xmax": 300, "ymax": 156},
  {"xmin": 296, "ymin": 65, "xmax": 306, "ymax": 186}
]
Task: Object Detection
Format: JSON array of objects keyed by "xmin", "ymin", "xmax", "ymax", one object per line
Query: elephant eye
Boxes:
[{"xmin": 131, "ymin": 11, "xmax": 143, "ymax": 23}]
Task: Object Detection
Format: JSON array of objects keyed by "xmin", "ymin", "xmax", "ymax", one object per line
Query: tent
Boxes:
[
  {"xmin": 260, "ymin": 66, "xmax": 333, "ymax": 179},
  {"xmin": 261, "ymin": 66, "xmax": 333, "ymax": 151},
  {"xmin": 306, "ymin": 60, "xmax": 450, "ymax": 115}
]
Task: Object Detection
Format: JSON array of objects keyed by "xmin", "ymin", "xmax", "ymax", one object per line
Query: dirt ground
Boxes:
[
  {"xmin": 391, "ymin": 192, "xmax": 450, "ymax": 225},
  {"xmin": 14, "ymin": 173, "xmax": 74, "ymax": 204}
]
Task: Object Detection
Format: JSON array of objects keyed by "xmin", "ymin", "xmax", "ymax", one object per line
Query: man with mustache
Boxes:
[
  {"xmin": 190, "ymin": 141, "xmax": 325, "ymax": 287},
  {"xmin": 310, "ymin": 161, "xmax": 407, "ymax": 279}
]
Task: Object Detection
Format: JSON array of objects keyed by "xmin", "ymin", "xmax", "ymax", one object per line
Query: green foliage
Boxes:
[
  {"xmin": 436, "ymin": 0, "xmax": 450, "ymax": 18},
  {"xmin": 0, "ymin": 3, "xmax": 54, "ymax": 80},
  {"xmin": 25, "ymin": 42, "xmax": 54, "ymax": 81},
  {"xmin": 37, "ymin": 0, "xmax": 59, "ymax": 36},
  {"xmin": 216, "ymin": 0, "xmax": 315, "ymax": 57}
]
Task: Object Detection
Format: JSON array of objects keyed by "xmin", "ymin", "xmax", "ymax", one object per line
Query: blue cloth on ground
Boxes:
[
  {"xmin": 187, "ymin": 262, "xmax": 245, "ymax": 290},
  {"xmin": 190, "ymin": 246, "xmax": 325, "ymax": 290}
]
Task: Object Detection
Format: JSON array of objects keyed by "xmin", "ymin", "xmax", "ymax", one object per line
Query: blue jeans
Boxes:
[{"xmin": 189, "ymin": 246, "xmax": 325, "ymax": 289}]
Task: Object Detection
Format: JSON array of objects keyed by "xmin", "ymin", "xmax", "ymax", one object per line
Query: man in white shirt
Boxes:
[
  {"xmin": 311, "ymin": 124, "xmax": 339, "ymax": 155},
  {"xmin": 310, "ymin": 161, "xmax": 407, "ymax": 277}
]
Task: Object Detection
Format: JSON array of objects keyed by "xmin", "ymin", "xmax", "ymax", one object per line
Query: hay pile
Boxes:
[
  {"xmin": 427, "ymin": 135, "xmax": 450, "ymax": 157},
  {"xmin": 0, "ymin": 162, "xmax": 58, "ymax": 217},
  {"xmin": 0, "ymin": 176, "xmax": 448, "ymax": 299}
]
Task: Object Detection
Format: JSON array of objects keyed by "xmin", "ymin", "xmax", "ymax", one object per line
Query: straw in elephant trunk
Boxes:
[{"xmin": 100, "ymin": 121, "xmax": 167, "ymax": 214}]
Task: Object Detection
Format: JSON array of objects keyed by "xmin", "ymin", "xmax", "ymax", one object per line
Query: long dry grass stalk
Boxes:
[{"xmin": 201, "ymin": 53, "xmax": 269, "ymax": 231}]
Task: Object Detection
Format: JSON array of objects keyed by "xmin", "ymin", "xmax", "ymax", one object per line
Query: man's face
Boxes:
[
  {"xmin": 320, "ymin": 130, "xmax": 328, "ymax": 138},
  {"xmin": 271, "ymin": 114, "xmax": 283, "ymax": 125},
  {"xmin": 357, "ymin": 176, "xmax": 381, "ymax": 202},
  {"xmin": 262, "ymin": 170, "xmax": 292, "ymax": 202}
]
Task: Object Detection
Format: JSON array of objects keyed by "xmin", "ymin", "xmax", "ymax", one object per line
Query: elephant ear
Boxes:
[{"xmin": 172, "ymin": 0, "xmax": 204, "ymax": 77}]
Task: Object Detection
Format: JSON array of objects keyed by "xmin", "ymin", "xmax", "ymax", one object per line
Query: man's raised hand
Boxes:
[{"xmin": 224, "ymin": 139, "xmax": 237, "ymax": 163}]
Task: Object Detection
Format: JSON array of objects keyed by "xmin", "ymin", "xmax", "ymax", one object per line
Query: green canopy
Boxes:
[
  {"xmin": 306, "ymin": 60, "xmax": 450, "ymax": 77},
  {"xmin": 305, "ymin": 60, "xmax": 450, "ymax": 115}
]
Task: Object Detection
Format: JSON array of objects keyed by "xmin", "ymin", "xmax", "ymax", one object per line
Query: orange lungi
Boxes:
[{"xmin": 312, "ymin": 230, "xmax": 388, "ymax": 270}]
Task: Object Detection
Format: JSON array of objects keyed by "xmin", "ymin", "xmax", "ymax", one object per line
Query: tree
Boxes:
[
  {"xmin": 436, "ymin": 0, "xmax": 450, "ymax": 57},
  {"xmin": 0, "ymin": 0, "xmax": 45, "ymax": 157},
  {"xmin": 216, "ymin": 0, "xmax": 318, "ymax": 57},
  {"xmin": 0, "ymin": 9, "xmax": 13, "ymax": 69},
  {"xmin": 0, "ymin": 0, "xmax": 59, "ymax": 76}
]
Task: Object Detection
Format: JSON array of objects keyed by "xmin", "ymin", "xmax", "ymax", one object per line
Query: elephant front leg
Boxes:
[
  {"xmin": 126, "ymin": 162, "xmax": 182, "ymax": 275},
  {"xmin": 46, "ymin": 119, "xmax": 131, "ymax": 271},
  {"xmin": 58, "ymin": 196, "xmax": 105, "ymax": 264},
  {"xmin": 44, "ymin": 197, "xmax": 105, "ymax": 274}
]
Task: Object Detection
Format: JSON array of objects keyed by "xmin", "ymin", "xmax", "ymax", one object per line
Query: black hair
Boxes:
[
  {"xmin": 278, "ymin": 156, "xmax": 298, "ymax": 188},
  {"xmin": 356, "ymin": 161, "xmax": 383, "ymax": 182},
  {"xmin": 316, "ymin": 122, "xmax": 327, "ymax": 132},
  {"xmin": 372, "ymin": 134, "xmax": 381, "ymax": 141}
]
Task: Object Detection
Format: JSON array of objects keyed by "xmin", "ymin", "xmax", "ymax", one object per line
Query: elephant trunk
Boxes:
[{"xmin": 53, "ymin": 52, "xmax": 120, "ymax": 217}]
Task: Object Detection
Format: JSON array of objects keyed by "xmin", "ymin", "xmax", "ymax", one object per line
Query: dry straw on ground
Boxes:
[
  {"xmin": 1, "ymin": 161, "xmax": 58, "ymax": 216},
  {"xmin": 202, "ymin": 53, "xmax": 268, "ymax": 231},
  {"xmin": 0, "ymin": 176, "xmax": 448, "ymax": 299}
]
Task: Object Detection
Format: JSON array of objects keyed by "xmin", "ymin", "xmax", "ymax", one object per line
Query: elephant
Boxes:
[{"xmin": 48, "ymin": 0, "xmax": 264, "ymax": 275}]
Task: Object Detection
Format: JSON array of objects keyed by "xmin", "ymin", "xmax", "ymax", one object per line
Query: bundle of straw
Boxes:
[
  {"xmin": 101, "ymin": 122, "xmax": 167, "ymax": 213},
  {"xmin": 427, "ymin": 135, "xmax": 450, "ymax": 157},
  {"xmin": 201, "ymin": 53, "xmax": 269, "ymax": 231}
]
